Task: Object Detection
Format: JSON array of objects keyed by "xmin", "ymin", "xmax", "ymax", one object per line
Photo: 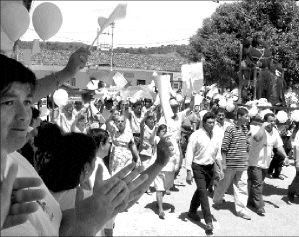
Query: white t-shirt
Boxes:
[
  {"xmin": 249, "ymin": 126, "xmax": 283, "ymax": 169},
  {"xmin": 1, "ymin": 152, "xmax": 62, "ymax": 236}
]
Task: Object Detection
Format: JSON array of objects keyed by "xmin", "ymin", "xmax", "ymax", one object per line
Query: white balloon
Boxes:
[
  {"xmin": 226, "ymin": 102, "xmax": 235, "ymax": 112},
  {"xmin": 219, "ymin": 98, "xmax": 227, "ymax": 108},
  {"xmin": 176, "ymin": 94, "xmax": 184, "ymax": 103},
  {"xmin": 276, "ymin": 111, "xmax": 288, "ymax": 123},
  {"xmin": 0, "ymin": 28, "xmax": 15, "ymax": 53},
  {"xmin": 32, "ymin": 2, "xmax": 63, "ymax": 41},
  {"xmin": 1, "ymin": 3, "xmax": 30, "ymax": 41},
  {"xmin": 53, "ymin": 89, "xmax": 68, "ymax": 107}
]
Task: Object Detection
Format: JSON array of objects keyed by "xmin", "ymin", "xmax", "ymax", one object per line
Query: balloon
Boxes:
[
  {"xmin": 1, "ymin": 3, "xmax": 30, "ymax": 41},
  {"xmin": 276, "ymin": 111, "xmax": 288, "ymax": 123},
  {"xmin": 53, "ymin": 89, "xmax": 68, "ymax": 107},
  {"xmin": 226, "ymin": 102, "xmax": 235, "ymax": 112},
  {"xmin": 219, "ymin": 98, "xmax": 227, "ymax": 108},
  {"xmin": 0, "ymin": 28, "xmax": 15, "ymax": 52},
  {"xmin": 32, "ymin": 2, "xmax": 63, "ymax": 41},
  {"xmin": 176, "ymin": 94, "xmax": 184, "ymax": 103}
]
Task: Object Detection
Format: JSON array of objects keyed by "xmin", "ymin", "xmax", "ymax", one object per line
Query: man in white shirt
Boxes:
[
  {"xmin": 248, "ymin": 112, "xmax": 287, "ymax": 215},
  {"xmin": 288, "ymin": 129, "xmax": 299, "ymax": 202},
  {"xmin": 185, "ymin": 112, "xmax": 221, "ymax": 233}
]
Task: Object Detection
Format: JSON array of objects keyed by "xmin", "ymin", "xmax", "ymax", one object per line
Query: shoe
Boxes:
[
  {"xmin": 187, "ymin": 212, "xmax": 201, "ymax": 222},
  {"xmin": 256, "ymin": 208, "xmax": 265, "ymax": 216},
  {"xmin": 288, "ymin": 190, "xmax": 295, "ymax": 203},
  {"xmin": 272, "ymin": 175, "xmax": 284, "ymax": 180},
  {"xmin": 206, "ymin": 222, "xmax": 214, "ymax": 232},
  {"xmin": 165, "ymin": 190, "xmax": 171, "ymax": 195},
  {"xmin": 213, "ymin": 199, "xmax": 226, "ymax": 209},
  {"xmin": 169, "ymin": 186, "xmax": 179, "ymax": 192},
  {"xmin": 158, "ymin": 211, "xmax": 165, "ymax": 219},
  {"xmin": 237, "ymin": 212, "xmax": 251, "ymax": 220}
]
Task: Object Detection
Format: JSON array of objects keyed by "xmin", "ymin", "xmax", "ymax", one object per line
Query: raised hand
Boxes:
[
  {"xmin": 1, "ymin": 164, "xmax": 45, "ymax": 230},
  {"xmin": 73, "ymin": 162, "xmax": 147, "ymax": 235},
  {"xmin": 64, "ymin": 47, "xmax": 91, "ymax": 77}
]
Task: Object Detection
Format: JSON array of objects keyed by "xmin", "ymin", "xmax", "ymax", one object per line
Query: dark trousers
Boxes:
[
  {"xmin": 189, "ymin": 163, "xmax": 214, "ymax": 224},
  {"xmin": 268, "ymin": 151, "xmax": 284, "ymax": 177},
  {"xmin": 289, "ymin": 171, "xmax": 299, "ymax": 195},
  {"xmin": 247, "ymin": 166, "xmax": 267, "ymax": 209}
]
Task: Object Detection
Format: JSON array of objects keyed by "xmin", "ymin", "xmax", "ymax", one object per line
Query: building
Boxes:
[{"xmin": 18, "ymin": 48, "xmax": 189, "ymax": 90}]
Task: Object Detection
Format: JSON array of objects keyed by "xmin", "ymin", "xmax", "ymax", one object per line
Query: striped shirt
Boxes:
[{"xmin": 221, "ymin": 123, "xmax": 249, "ymax": 170}]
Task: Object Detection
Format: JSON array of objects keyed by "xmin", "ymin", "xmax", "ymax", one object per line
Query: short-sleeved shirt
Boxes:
[
  {"xmin": 1, "ymin": 152, "xmax": 62, "ymax": 236},
  {"xmin": 249, "ymin": 125, "xmax": 283, "ymax": 169}
]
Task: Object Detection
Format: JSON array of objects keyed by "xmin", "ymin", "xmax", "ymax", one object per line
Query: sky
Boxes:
[{"xmin": 21, "ymin": 1, "xmax": 229, "ymax": 48}]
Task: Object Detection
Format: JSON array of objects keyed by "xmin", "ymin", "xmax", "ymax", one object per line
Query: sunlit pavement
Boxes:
[{"xmin": 114, "ymin": 160, "xmax": 299, "ymax": 236}]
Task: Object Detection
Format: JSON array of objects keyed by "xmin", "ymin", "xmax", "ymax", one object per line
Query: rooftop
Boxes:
[{"xmin": 17, "ymin": 48, "xmax": 190, "ymax": 72}]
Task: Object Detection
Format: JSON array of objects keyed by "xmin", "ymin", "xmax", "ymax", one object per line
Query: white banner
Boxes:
[
  {"xmin": 113, "ymin": 72, "xmax": 128, "ymax": 88},
  {"xmin": 181, "ymin": 62, "xmax": 204, "ymax": 95}
]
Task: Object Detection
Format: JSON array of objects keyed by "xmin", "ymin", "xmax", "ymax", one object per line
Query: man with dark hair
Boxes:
[
  {"xmin": 185, "ymin": 112, "xmax": 220, "ymax": 232},
  {"xmin": 213, "ymin": 107, "xmax": 251, "ymax": 220},
  {"xmin": 247, "ymin": 112, "xmax": 287, "ymax": 215}
]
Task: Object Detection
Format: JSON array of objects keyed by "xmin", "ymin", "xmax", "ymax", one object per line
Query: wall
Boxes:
[{"xmin": 30, "ymin": 65, "xmax": 182, "ymax": 90}]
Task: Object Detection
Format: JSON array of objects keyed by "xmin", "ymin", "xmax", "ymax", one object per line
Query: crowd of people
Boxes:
[
  {"xmin": 1, "ymin": 1, "xmax": 299, "ymax": 236},
  {"xmin": 5, "ymin": 68, "xmax": 299, "ymax": 235}
]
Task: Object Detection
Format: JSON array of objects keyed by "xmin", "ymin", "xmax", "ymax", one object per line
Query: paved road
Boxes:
[{"xmin": 114, "ymin": 161, "xmax": 299, "ymax": 236}]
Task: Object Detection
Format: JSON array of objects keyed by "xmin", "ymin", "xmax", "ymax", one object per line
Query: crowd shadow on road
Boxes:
[
  {"xmin": 144, "ymin": 201, "xmax": 175, "ymax": 215},
  {"xmin": 211, "ymin": 201, "xmax": 235, "ymax": 215},
  {"xmin": 263, "ymin": 183, "xmax": 287, "ymax": 197},
  {"xmin": 178, "ymin": 212, "xmax": 207, "ymax": 230}
]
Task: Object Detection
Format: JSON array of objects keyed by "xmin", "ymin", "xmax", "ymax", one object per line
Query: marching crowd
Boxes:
[
  {"xmin": 5, "ymin": 65, "xmax": 299, "ymax": 235},
  {"xmin": 0, "ymin": 1, "xmax": 299, "ymax": 235}
]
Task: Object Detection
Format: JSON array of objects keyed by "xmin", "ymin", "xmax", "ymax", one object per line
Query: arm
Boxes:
[
  {"xmin": 33, "ymin": 48, "xmax": 90, "ymax": 103},
  {"xmin": 129, "ymin": 140, "xmax": 141, "ymax": 164},
  {"xmin": 252, "ymin": 122, "xmax": 269, "ymax": 142}
]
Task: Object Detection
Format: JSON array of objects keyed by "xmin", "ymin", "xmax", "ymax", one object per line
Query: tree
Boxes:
[{"xmin": 189, "ymin": 0, "xmax": 299, "ymax": 88}]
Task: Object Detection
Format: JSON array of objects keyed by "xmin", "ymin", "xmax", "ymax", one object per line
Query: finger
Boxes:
[
  {"xmin": 111, "ymin": 185, "xmax": 129, "ymax": 208},
  {"xmin": 75, "ymin": 186, "xmax": 84, "ymax": 210},
  {"xmin": 9, "ymin": 202, "xmax": 39, "ymax": 215},
  {"xmin": 3, "ymin": 214, "xmax": 28, "ymax": 229},
  {"xmin": 96, "ymin": 177, "xmax": 120, "ymax": 195},
  {"xmin": 2, "ymin": 164, "xmax": 18, "ymax": 196},
  {"xmin": 13, "ymin": 177, "xmax": 42, "ymax": 190},
  {"xmin": 127, "ymin": 174, "xmax": 148, "ymax": 194},
  {"xmin": 113, "ymin": 162, "xmax": 136, "ymax": 180},
  {"xmin": 93, "ymin": 165, "xmax": 104, "ymax": 188},
  {"xmin": 106, "ymin": 179, "xmax": 127, "ymax": 200},
  {"xmin": 122, "ymin": 165, "xmax": 144, "ymax": 184},
  {"xmin": 13, "ymin": 189, "xmax": 45, "ymax": 203}
]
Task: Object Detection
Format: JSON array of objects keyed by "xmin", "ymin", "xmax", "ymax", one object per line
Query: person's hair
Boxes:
[
  {"xmin": 157, "ymin": 124, "xmax": 167, "ymax": 135},
  {"xmin": 0, "ymin": 54, "xmax": 36, "ymax": 97},
  {"xmin": 34, "ymin": 122, "xmax": 63, "ymax": 151},
  {"xmin": 215, "ymin": 107, "xmax": 226, "ymax": 115},
  {"xmin": 32, "ymin": 107, "xmax": 41, "ymax": 120},
  {"xmin": 236, "ymin": 107, "xmax": 248, "ymax": 119},
  {"xmin": 202, "ymin": 112, "xmax": 216, "ymax": 124},
  {"xmin": 132, "ymin": 100, "xmax": 143, "ymax": 107},
  {"xmin": 41, "ymin": 132, "xmax": 97, "ymax": 192},
  {"xmin": 264, "ymin": 112, "xmax": 275, "ymax": 122},
  {"xmin": 87, "ymin": 128, "xmax": 109, "ymax": 149}
]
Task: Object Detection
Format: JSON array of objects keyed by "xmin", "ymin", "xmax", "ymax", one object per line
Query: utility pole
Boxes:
[{"xmin": 110, "ymin": 22, "xmax": 115, "ymax": 72}]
